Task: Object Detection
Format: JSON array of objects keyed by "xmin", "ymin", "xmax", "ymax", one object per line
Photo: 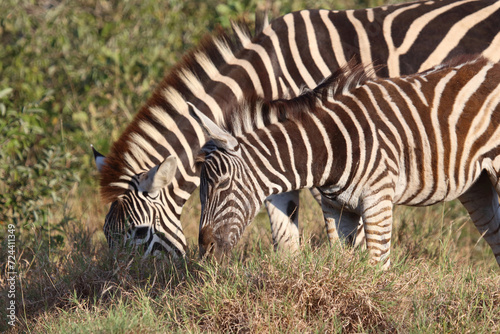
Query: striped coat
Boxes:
[{"xmin": 194, "ymin": 56, "xmax": 500, "ymax": 268}]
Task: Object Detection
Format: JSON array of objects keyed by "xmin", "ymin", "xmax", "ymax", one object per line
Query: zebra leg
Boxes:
[
  {"xmin": 361, "ymin": 196, "xmax": 394, "ymax": 269},
  {"xmin": 458, "ymin": 172, "xmax": 500, "ymax": 266},
  {"xmin": 314, "ymin": 188, "xmax": 363, "ymax": 246},
  {"xmin": 264, "ymin": 191, "xmax": 300, "ymax": 252},
  {"xmin": 321, "ymin": 196, "xmax": 365, "ymax": 248}
]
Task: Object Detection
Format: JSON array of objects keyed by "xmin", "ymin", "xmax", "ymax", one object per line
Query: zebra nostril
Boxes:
[
  {"xmin": 207, "ymin": 241, "xmax": 215, "ymax": 253},
  {"xmin": 206, "ymin": 241, "xmax": 216, "ymax": 257},
  {"xmin": 200, "ymin": 240, "xmax": 216, "ymax": 259},
  {"xmin": 199, "ymin": 226, "xmax": 217, "ymax": 258}
]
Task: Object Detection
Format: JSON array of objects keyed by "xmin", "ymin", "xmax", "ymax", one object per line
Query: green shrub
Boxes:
[{"xmin": 0, "ymin": 87, "xmax": 79, "ymax": 250}]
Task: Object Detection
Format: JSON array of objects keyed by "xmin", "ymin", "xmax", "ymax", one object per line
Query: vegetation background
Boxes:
[{"xmin": 0, "ymin": 0, "xmax": 498, "ymax": 332}]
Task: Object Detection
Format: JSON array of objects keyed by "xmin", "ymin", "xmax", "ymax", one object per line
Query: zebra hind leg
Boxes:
[
  {"xmin": 264, "ymin": 191, "xmax": 300, "ymax": 252},
  {"xmin": 321, "ymin": 195, "xmax": 365, "ymax": 249},
  {"xmin": 458, "ymin": 172, "xmax": 500, "ymax": 266}
]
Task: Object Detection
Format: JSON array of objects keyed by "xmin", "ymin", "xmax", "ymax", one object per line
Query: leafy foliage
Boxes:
[
  {"xmin": 0, "ymin": 0, "xmax": 497, "ymax": 333},
  {"xmin": 0, "ymin": 87, "xmax": 78, "ymax": 249}
]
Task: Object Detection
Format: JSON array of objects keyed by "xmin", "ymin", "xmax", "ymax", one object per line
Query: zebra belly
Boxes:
[{"xmin": 393, "ymin": 163, "xmax": 484, "ymax": 207}]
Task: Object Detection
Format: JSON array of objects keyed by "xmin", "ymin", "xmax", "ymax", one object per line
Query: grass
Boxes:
[
  {"xmin": 1, "ymin": 0, "xmax": 499, "ymax": 333},
  {"xmin": 2, "ymin": 191, "xmax": 499, "ymax": 333}
]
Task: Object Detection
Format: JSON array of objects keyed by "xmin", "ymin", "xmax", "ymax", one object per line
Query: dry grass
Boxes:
[{"xmin": 1, "ymin": 188, "xmax": 499, "ymax": 333}]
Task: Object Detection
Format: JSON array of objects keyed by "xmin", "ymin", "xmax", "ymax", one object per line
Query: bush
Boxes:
[{"xmin": 0, "ymin": 87, "xmax": 79, "ymax": 250}]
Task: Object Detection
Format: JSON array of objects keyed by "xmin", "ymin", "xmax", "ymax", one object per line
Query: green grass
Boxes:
[
  {"xmin": 1, "ymin": 0, "xmax": 499, "ymax": 333},
  {"xmin": 3, "ymin": 192, "xmax": 498, "ymax": 333},
  {"xmin": 6, "ymin": 222, "xmax": 500, "ymax": 333}
]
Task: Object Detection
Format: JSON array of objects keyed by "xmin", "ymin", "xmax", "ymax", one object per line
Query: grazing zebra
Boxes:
[
  {"xmin": 93, "ymin": 0, "xmax": 500, "ymax": 258},
  {"xmin": 193, "ymin": 56, "xmax": 500, "ymax": 268}
]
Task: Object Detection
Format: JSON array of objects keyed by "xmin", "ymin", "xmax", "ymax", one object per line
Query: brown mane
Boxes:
[
  {"xmin": 435, "ymin": 53, "xmax": 484, "ymax": 69},
  {"xmin": 222, "ymin": 60, "xmax": 377, "ymax": 136},
  {"xmin": 269, "ymin": 60, "xmax": 376, "ymax": 121},
  {"xmin": 100, "ymin": 22, "xmax": 255, "ymax": 204},
  {"xmin": 197, "ymin": 61, "xmax": 377, "ymax": 168}
]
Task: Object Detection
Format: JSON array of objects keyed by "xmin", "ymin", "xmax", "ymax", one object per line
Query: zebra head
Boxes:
[
  {"xmin": 93, "ymin": 146, "xmax": 183, "ymax": 258},
  {"xmin": 189, "ymin": 104, "xmax": 266, "ymax": 260}
]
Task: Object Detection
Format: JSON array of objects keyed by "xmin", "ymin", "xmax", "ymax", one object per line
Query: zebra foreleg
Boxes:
[
  {"xmin": 264, "ymin": 191, "xmax": 300, "ymax": 252},
  {"xmin": 321, "ymin": 196, "xmax": 365, "ymax": 248},
  {"xmin": 459, "ymin": 172, "xmax": 500, "ymax": 266},
  {"xmin": 361, "ymin": 195, "xmax": 394, "ymax": 269}
]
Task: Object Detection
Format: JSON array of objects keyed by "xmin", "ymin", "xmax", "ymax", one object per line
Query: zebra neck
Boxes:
[{"xmin": 239, "ymin": 116, "xmax": 349, "ymax": 197}]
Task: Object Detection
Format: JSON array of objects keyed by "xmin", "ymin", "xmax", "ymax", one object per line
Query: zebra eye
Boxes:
[{"xmin": 134, "ymin": 226, "xmax": 149, "ymax": 239}]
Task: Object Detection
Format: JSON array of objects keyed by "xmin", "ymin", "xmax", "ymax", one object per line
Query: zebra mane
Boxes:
[
  {"xmin": 100, "ymin": 21, "xmax": 256, "ymax": 204},
  {"xmin": 196, "ymin": 61, "xmax": 376, "ymax": 170},
  {"xmin": 221, "ymin": 55, "xmax": 484, "ymax": 144},
  {"xmin": 224, "ymin": 60, "xmax": 376, "ymax": 136},
  {"xmin": 419, "ymin": 53, "xmax": 484, "ymax": 75},
  {"xmin": 272, "ymin": 61, "xmax": 376, "ymax": 120}
]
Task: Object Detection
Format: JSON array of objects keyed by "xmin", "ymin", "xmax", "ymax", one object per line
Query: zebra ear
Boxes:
[
  {"xmin": 139, "ymin": 156, "xmax": 177, "ymax": 195},
  {"xmin": 187, "ymin": 102, "xmax": 238, "ymax": 150},
  {"xmin": 91, "ymin": 144, "xmax": 106, "ymax": 173}
]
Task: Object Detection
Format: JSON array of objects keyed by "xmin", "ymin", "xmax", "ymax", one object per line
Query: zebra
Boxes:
[
  {"xmin": 193, "ymin": 56, "xmax": 500, "ymax": 268},
  {"xmin": 93, "ymin": 0, "xmax": 500, "ymax": 258}
]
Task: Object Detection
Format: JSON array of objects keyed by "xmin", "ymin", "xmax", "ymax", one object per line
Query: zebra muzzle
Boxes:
[
  {"xmin": 199, "ymin": 225, "xmax": 217, "ymax": 259},
  {"xmin": 199, "ymin": 225, "xmax": 232, "ymax": 261}
]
